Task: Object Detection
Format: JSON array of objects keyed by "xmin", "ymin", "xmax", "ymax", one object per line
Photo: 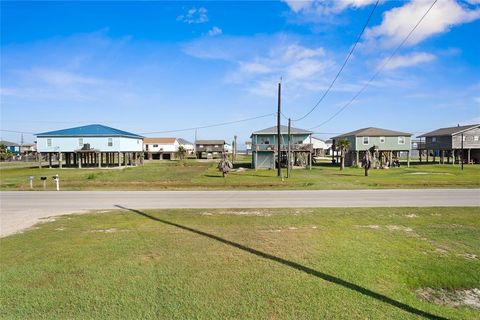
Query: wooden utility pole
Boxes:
[
  {"xmin": 194, "ymin": 128, "xmax": 198, "ymax": 159},
  {"xmin": 287, "ymin": 118, "xmax": 291, "ymax": 178},
  {"xmin": 277, "ymin": 81, "xmax": 281, "ymax": 177},
  {"xmin": 233, "ymin": 135, "xmax": 237, "ymax": 163},
  {"xmin": 461, "ymin": 132, "xmax": 464, "ymax": 170}
]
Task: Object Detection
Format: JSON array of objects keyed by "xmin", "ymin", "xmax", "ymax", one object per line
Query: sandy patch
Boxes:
[
  {"xmin": 406, "ymin": 172, "xmax": 453, "ymax": 175},
  {"xmin": 90, "ymin": 228, "xmax": 128, "ymax": 233},
  {"xmin": 417, "ymin": 288, "xmax": 480, "ymax": 310},
  {"xmin": 215, "ymin": 210, "xmax": 273, "ymax": 216},
  {"xmin": 405, "ymin": 214, "xmax": 418, "ymax": 218},
  {"xmin": 356, "ymin": 225, "xmax": 381, "ymax": 229},
  {"xmin": 456, "ymin": 253, "xmax": 478, "ymax": 260},
  {"xmin": 387, "ymin": 225, "xmax": 413, "ymax": 232}
]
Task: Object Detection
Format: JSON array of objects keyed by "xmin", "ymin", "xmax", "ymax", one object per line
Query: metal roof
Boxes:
[
  {"xmin": 177, "ymin": 138, "xmax": 193, "ymax": 145},
  {"xmin": 0, "ymin": 140, "xmax": 19, "ymax": 146},
  {"xmin": 332, "ymin": 127, "xmax": 411, "ymax": 139},
  {"xmin": 252, "ymin": 125, "xmax": 313, "ymax": 135},
  {"xmin": 418, "ymin": 124, "xmax": 479, "ymax": 137},
  {"xmin": 195, "ymin": 140, "xmax": 225, "ymax": 145},
  {"xmin": 36, "ymin": 124, "xmax": 143, "ymax": 138},
  {"xmin": 143, "ymin": 137, "xmax": 177, "ymax": 144}
]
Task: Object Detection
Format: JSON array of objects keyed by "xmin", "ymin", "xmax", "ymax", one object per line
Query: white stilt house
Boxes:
[{"xmin": 36, "ymin": 124, "xmax": 144, "ymax": 168}]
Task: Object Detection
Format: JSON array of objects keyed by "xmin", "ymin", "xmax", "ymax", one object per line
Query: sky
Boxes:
[{"xmin": 1, "ymin": 0, "xmax": 479, "ymax": 146}]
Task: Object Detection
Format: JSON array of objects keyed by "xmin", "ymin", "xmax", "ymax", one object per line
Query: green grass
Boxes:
[
  {"xmin": 1, "ymin": 207, "xmax": 479, "ymax": 319},
  {"xmin": 1, "ymin": 157, "xmax": 479, "ymax": 190}
]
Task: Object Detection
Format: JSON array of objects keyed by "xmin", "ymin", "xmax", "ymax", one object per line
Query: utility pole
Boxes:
[
  {"xmin": 277, "ymin": 81, "xmax": 281, "ymax": 177},
  {"xmin": 287, "ymin": 118, "xmax": 291, "ymax": 178},
  {"xmin": 461, "ymin": 132, "xmax": 464, "ymax": 170},
  {"xmin": 194, "ymin": 128, "xmax": 198, "ymax": 159},
  {"xmin": 233, "ymin": 135, "xmax": 237, "ymax": 163}
]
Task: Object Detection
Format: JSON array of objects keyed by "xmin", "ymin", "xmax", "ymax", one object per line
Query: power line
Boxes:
[
  {"xmin": 310, "ymin": 0, "xmax": 438, "ymax": 130},
  {"xmin": 140, "ymin": 113, "xmax": 276, "ymax": 135},
  {"xmin": 292, "ymin": 0, "xmax": 380, "ymax": 122},
  {"xmin": 0, "ymin": 129, "xmax": 35, "ymax": 135}
]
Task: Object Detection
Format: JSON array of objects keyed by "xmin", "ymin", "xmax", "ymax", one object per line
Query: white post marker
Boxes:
[
  {"xmin": 29, "ymin": 176, "xmax": 34, "ymax": 189},
  {"xmin": 54, "ymin": 174, "xmax": 60, "ymax": 191}
]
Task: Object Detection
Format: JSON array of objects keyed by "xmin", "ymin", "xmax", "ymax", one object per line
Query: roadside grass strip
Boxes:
[{"xmin": 1, "ymin": 207, "xmax": 479, "ymax": 319}]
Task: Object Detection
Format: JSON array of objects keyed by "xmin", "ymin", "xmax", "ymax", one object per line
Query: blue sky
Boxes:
[{"xmin": 1, "ymin": 0, "xmax": 479, "ymax": 145}]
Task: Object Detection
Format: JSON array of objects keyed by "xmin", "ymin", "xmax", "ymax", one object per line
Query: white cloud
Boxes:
[
  {"xmin": 283, "ymin": 0, "xmax": 314, "ymax": 13},
  {"xmin": 177, "ymin": 7, "xmax": 209, "ymax": 24},
  {"xmin": 382, "ymin": 52, "xmax": 436, "ymax": 70},
  {"xmin": 239, "ymin": 62, "xmax": 272, "ymax": 74},
  {"xmin": 365, "ymin": 0, "xmax": 480, "ymax": 48},
  {"xmin": 283, "ymin": 0, "xmax": 378, "ymax": 16},
  {"xmin": 207, "ymin": 26, "xmax": 223, "ymax": 36},
  {"xmin": 27, "ymin": 68, "xmax": 104, "ymax": 86}
]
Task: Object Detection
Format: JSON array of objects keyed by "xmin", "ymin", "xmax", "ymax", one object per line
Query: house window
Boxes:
[
  {"xmin": 362, "ymin": 137, "xmax": 369, "ymax": 145},
  {"xmin": 474, "ymin": 136, "xmax": 479, "ymax": 142},
  {"xmin": 47, "ymin": 138, "xmax": 52, "ymax": 147},
  {"xmin": 432, "ymin": 137, "xmax": 437, "ymax": 142},
  {"xmin": 153, "ymin": 144, "xmax": 158, "ymax": 148},
  {"xmin": 108, "ymin": 138, "xmax": 113, "ymax": 147},
  {"xmin": 78, "ymin": 138, "xmax": 83, "ymax": 147},
  {"xmin": 398, "ymin": 136, "xmax": 405, "ymax": 144},
  {"xmin": 379, "ymin": 136, "xmax": 385, "ymax": 143}
]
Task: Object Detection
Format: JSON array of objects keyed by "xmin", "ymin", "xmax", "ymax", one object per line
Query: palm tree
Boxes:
[
  {"xmin": 177, "ymin": 145, "xmax": 187, "ymax": 160},
  {"xmin": 337, "ymin": 139, "xmax": 350, "ymax": 171}
]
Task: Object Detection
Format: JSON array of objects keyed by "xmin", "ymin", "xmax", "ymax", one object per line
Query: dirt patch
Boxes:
[
  {"xmin": 406, "ymin": 172, "xmax": 453, "ymax": 175},
  {"xmin": 213, "ymin": 210, "xmax": 273, "ymax": 216},
  {"xmin": 405, "ymin": 214, "xmax": 418, "ymax": 218},
  {"xmin": 90, "ymin": 228, "xmax": 128, "ymax": 233},
  {"xmin": 357, "ymin": 224, "xmax": 381, "ymax": 229},
  {"xmin": 456, "ymin": 253, "xmax": 478, "ymax": 260},
  {"xmin": 387, "ymin": 225, "xmax": 413, "ymax": 232},
  {"xmin": 417, "ymin": 288, "xmax": 480, "ymax": 310}
]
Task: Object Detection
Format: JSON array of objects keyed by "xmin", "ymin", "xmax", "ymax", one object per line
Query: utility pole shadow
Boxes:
[{"xmin": 115, "ymin": 205, "xmax": 446, "ymax": 320}]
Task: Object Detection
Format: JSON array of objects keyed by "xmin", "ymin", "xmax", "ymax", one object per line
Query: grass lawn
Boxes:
[
  {"xmin": 1, "ymin": 156, "xmax": 479, "ymax": 190},
  {"xmin": 1, "ymin": 207, "xmax": 479, "ymax": 319}
]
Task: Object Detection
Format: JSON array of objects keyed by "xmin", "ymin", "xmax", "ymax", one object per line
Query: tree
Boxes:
[
  {"xmin": 0, "ymin": 144, "xmax": 13, "ymax": 161},
  {"xmin": 337, "ymin": 139, "xmax": 350, "ymax": 171},
  {"xmin": 362, "ymin": 150, "xmax": 372, "ymax": 176},
  {"xmin": 178, "ymin": 145, "xmax": 187, "ymax": 160},
  {"xmin": 218, "ymin": 152, "xmax": 233, "ymax": 177},
  {"xmin": 362, "ymin": 146, "xmax": 378, "ymax": 176}
]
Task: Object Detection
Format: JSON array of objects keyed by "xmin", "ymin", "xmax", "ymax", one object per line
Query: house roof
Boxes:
[
  {"xmin": 177, "ymin": 138, "xmax": 193, "ymax": 145},
  {"xmin": 195, "ymin": 140, "xmax": 225, "ymax": 145},
  {"xmin": 418, "ymin": 124, "xmax": 479, "ymax": 138},
  {"xmin": 252, "ymin": 125, "xmax": 313, "ymax": 135},
  {"xmin": 143, "ymin": 137, "xmax": 177, "ymax": 144},
  {"xmin": 0, "ymin": 140, "xmax": 19, "ymax": 146},
  {"xmin": 311, "ymin": 136, "xmax": 325, "ymax": 142},
  {"xmin": 332, "ymin": 127, "xmax": 411, "ymax": 139},
  {"xmin": 36, "ymin": 124, "xmax": 143, "ymax": 138}
]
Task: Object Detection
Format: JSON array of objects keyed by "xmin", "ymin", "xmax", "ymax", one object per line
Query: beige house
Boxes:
[{"xmin": 144, "ymin": 138, "xmax": 179, "ymax": 160}]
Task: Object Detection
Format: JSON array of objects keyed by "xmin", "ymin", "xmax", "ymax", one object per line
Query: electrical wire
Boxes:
[
  {"xmin": 140, "ymin": 113, "xmax": 276, "ymax": 135},
  {"xmin": 0, "ymin": 129, "xmax": 35, "ymax": 135},
  {"xmin": 292, "ymin": 0, "xmax": 380, "ymax": 122},
  {"xmin": 310, "ymin": 0, "xmax": 438, "ymax": 130}
]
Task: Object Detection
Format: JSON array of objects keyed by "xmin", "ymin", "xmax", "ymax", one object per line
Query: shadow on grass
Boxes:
[{"xmin": 115, "ymin": 205, "xmax": 446, "ymax": 320}]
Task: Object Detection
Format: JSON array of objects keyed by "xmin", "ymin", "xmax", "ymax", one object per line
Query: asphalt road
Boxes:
[{"xmin": 1, "ymin": 189, "xmax": 479, "ymax": 237}]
